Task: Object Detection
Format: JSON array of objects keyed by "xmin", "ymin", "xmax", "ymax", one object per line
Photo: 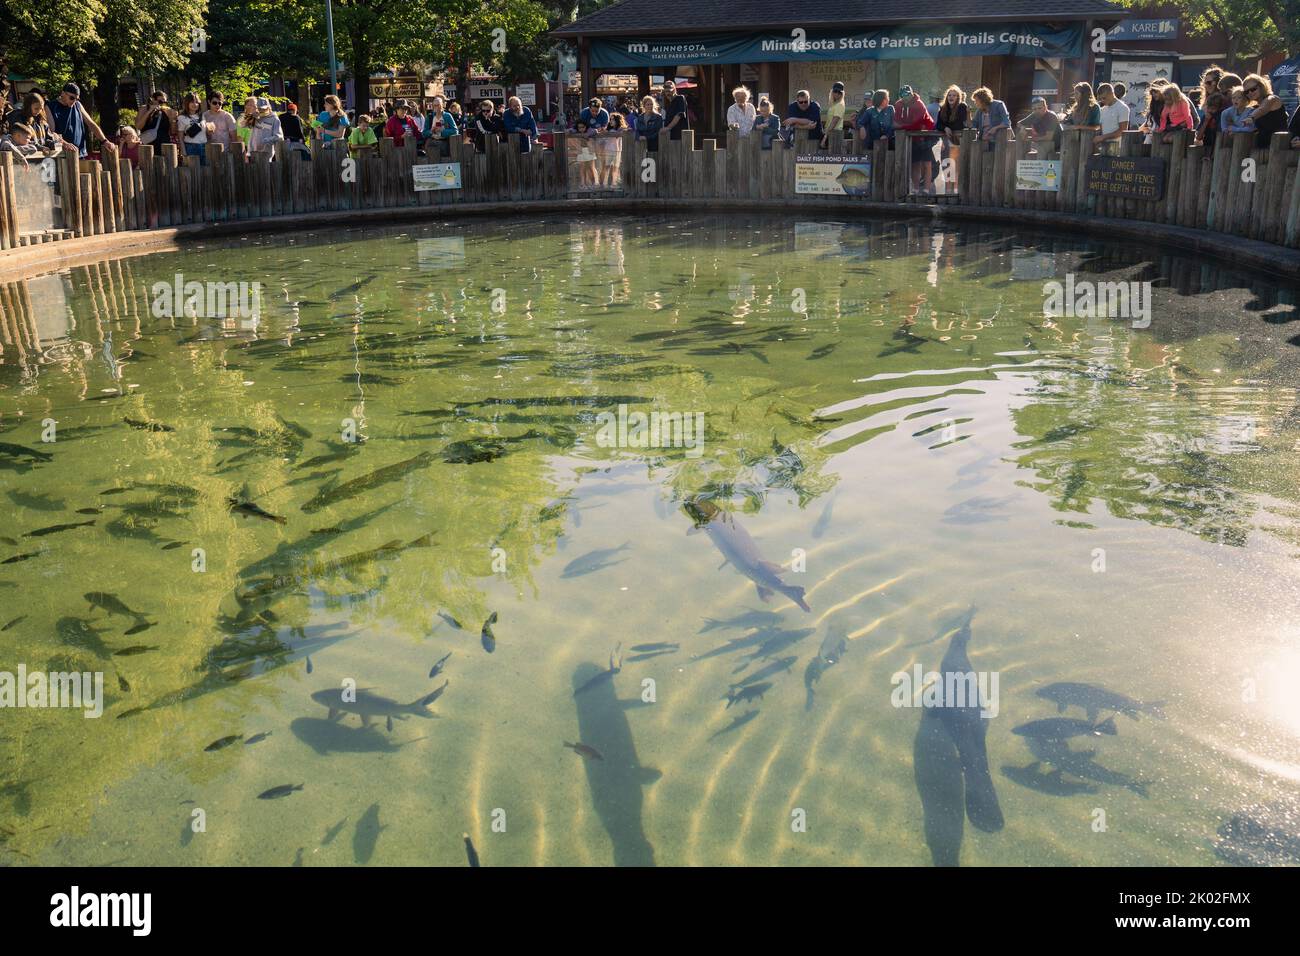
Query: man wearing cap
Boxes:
[
  {"xmin": 385, "ymin": 99, "xmax": 422, "ymax": 149},
  {"xmin": 821, "ymin": 81, "xmax": 846, "ymax": 149},
  {"xmin": 47, "ymin": 82, "xmax": 116, "ymax": 158},
  {"xmin": 1020, "ymin": 97, "xmax": 1062, "ymax": 153}
]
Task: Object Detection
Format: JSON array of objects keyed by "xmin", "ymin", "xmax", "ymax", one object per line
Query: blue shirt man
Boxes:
[
  {"xmin": 501, "ymin": 100, "xmax": 538, "ymax": 152},
  {"xmin": 855, "ymin": 93, "xmax": 896, "ymax": 148},
  {"xmin": 47, "ymin": 82, "xmax": 113, "ymax": 159},
  {"xmin": 785, "ymin": 90, "xmax": 823, "ymax": 141},
  {"xmin": 578, "ymin": 98, "xmax": 609, "ymax": 132}
]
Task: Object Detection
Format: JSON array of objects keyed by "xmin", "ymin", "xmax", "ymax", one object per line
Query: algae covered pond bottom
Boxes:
[{"xmin": 3, "ymin": 214, "xmax": 1300, "ymax": 866}]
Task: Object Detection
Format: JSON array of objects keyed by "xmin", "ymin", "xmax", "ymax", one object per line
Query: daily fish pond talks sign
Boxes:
[
  {"xmin": 795, "ymin": 155, "xmax": 872, "ymax": 196},
  {"xmin": 1085, "ymin": 155, "xmax": 1165, "ymax": 202},
  {"xmin": 590, "ymin": 24, "xmax": 1083, "ymax": 67},
  {"xmin": 413, "ymin": 163, "xmax": 463, "ymax": 191}
]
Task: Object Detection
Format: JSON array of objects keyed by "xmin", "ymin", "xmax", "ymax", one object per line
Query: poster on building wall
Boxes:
[
  {"xmin": 788, "ymin": 60, "xmax": 876, "ymax": 107},
  {"xmin": 1107, "ymin": 59, "xmax": 1174, "ymax": 118},
  {"xmin": 413, "ymin": 163, "xmax": 463, "ymax": 191},
  {"xmin": 1016, "ymin": 160, "xmax": 1062, "ymax": 191},
  {"xmin": 795, "ymin": 155, "xmax": 872, "ymax": 195}
]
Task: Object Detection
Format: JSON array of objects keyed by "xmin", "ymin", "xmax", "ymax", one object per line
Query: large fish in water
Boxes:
[{"xmin": 684, "ymin": 499, "xmax": 809, "ymax": 612}]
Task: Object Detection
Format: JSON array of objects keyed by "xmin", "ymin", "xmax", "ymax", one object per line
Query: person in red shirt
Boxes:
[
  {"xmin": 892, "ymin": 85, "xmax": 937, "ymax": 194},
  {"xmin": 384, "ymin": 99, "xmax": 422, "ymax": 150}
]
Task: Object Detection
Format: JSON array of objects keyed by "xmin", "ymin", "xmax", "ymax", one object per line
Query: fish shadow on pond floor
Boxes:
[
  {"xmin": 289, "ymin": 717, "xmax": 411, "ymax": 755},
  {"xmin": 570, "ymin": 663, "xmax": 661, "ymax": 867}
]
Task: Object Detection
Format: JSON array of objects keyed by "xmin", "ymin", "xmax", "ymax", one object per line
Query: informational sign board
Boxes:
[
  {"xmin": 468, "ymin": 85, "xmax": 505, "ymax": 102},
  {"xmin": 412, "ymin": 163, "xmax": 463, "ymax": 191},
  {"xmin": 1085, "ymin": 155, "xmax": 1165, "ymax": 201},
  {"xmin": 1107, "ymin": 19, "xmax": 1179, "ymax": 41},
  {"xmin": 1016, "ymin": 159, "xmax": 1062, "ymax": 191},
  {"xmin": 795, "ymin": 154, "xmax": 872, "ymax": 195},
  {"xmin": 516, "ymin": 85, "xmax": 537, "ymax": 106}
]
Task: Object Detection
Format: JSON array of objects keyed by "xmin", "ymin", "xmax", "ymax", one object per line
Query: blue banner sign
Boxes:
[
  {"xmin": 1107, "ymin": 19, "xmax": 1179, "ymax": 41},
  {"xmin": 590, "ymin": 24, "xmax": 1084, "ymax": 67}
]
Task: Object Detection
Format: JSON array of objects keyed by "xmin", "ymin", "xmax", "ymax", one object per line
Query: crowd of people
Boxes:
[{"xmin": 4, "ymin": 66, "xmax": 1299, "ymax": 186}]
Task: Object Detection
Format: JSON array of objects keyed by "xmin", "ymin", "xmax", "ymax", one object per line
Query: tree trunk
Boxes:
[{"xmin": 95, "ymin": 66, "xmax": 121, "ymax": 136}]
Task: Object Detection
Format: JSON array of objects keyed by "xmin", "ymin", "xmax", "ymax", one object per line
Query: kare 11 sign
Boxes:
[
  {"xmin": 795, "ymin": 155, "xmax": 872, "ymax": 196},
  {"xmin": 1085, "ymin": 155, "xmax": 1165, "ymax": 201}
]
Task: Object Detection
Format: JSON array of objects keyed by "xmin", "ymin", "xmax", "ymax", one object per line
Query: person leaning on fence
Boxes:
[
  {"xmin": 249, "ymin": 98, "xmax": 284, "ymax": 158},
  {"xmin": 318, "ymin": 95, "xmax": 350, "ymax": 149},
  {"xmin": 1200, "ymin": 92, "xmax": 1227, "ymax": 150},
  {"xmin": 971, "ymin": 87, "xmax": 1010, "ymax": 149},
  {"xmin": 502, "ymin": 96, "xmax": 538, "ymax": 153},
  {"xmin": 14, "ymin": 93, "xmax": 59, "ymax": 152},
  {"xmin": 280, "ymin": 102, "xmax": 310, "ymax": 159},
  {"xmin": 893, "ymin": 86, "xmax": 936, "ymax": 194},
  {"xmin": 1020, "ymin": 97, "xmax": 1061, "ymax": 154},
  {"xmin": 821, "ymin": 81, "xmax": 846, "ymax": 149},
  {"xmin": 1094, "ymin": 83, "xmax": 1129, "ymax": 155},
  {"xmin": 348, "ymin": 114, "xmax": 378, "ymax": 156},
  {"xmin": 661, "ymin": 81, "xmax": 690, "ymax": 141},
  {"xmin": 1239, "ymin": 74, "xmax": 1286, "ymax": 149},
  {"xmin": 578, "ymin": 97, "xmax": 609, "ymax": 133},
  {"xmin": 177, "ymin": 93, "xmax": 214, "ymax": 165},
  {"xmin": 46, "ymin": 82, "xmax": 115, "ymax": 159},
  {"xmin": 202, "ymin": 93, "xmax": 238, "ymax": 147},
  {"xmin": 385, "ymin": 100, "xmax": 422, "ymax": 151},
  {"xmin": 727, "ymin": 86, "xmax": 756, "ymax": 136},
  {"xmin": 1157, "ymin": 85, "xmax": 1194, "ymax": 144},
  {"xmin": 635, "ymin": 95, "xmax": 664, "ymax": 151},
  {"xmin": 1063, "ymin": 82, "xmax": 1102, "ymax": 137},
  {"xmin": 936, "ymin": 85, "xmax": 967, "ymax": 194},
  {"xmin": 753, "ymin": 97, "xmax": 780, "ymax": 150},
  {"xmin": 423, "ymin": 96, "xmax": 458, "ymax": 158},
  {"xmin": 782, "ymin": 89, "xmax": 822, "ymax": 148},
  {"xmin": 0, "ymin": 123, "xmax": 46, "ymax": 163},
  {"xmin": 135, "ymin": 89, "xmax": 176, "ymax": 147},
  {"xmin": 855, "ymin": 90, "xmax": 894, "ymax": 151}
]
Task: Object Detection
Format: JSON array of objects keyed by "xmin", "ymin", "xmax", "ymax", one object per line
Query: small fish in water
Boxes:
[
  {"xmin": 1, "ymin": 615, "xmax": 25, "ymax": 631},
  {"xmin": 306, "ymin": 656, "xmax": 313, "ymax": 674},
  {"xmin": 806, "ymin": 342, "xmax": 838, "ymax": 360},
  {"xmin": 117, "ymin": 674, "xmax": 130, "ymax": 692},
  {"xmin": 258, "ymin": 783, "xmax": 304, "ymax": 800},
  {"xmin": 75, "ymin": 507, "xmax": 102, "ymax": 515},
  {"xmin": 481, "ymin": 612, "xmax": 498, "ymax": 653},
  {"xmin": 386, "ymin": 715, "xmax": 394, "ymax": 732},
  {"xmin": 245, "ymin": 732, "xmax": 272, "ymax": 746},
  {"xmin": 561, "ymin": 543, "xmax": 631, "ymax": 578},
  {"xmin": 330, "ymin": 275, "xmax": 375, "ymax": 299},
  {"xmin": 322, "ymin": 818, "xmax": 348, "ymax": 845},
  {"xmin": 117, "ymin": 706, "xmax": 147, "ymax": 720},
  {"xmin": 0, "ymin": 441, "xmax": 53, "ymax": 462},
  {"xmin": 1036, "ymin": 682, "xmax": 1166, "ymax": 722},
  {"xmin": 228, "ymin": 498, "xmax": 287, "ymax": 524},
  {"xmin": 23, "ymin": 520, "xmax": 95, "ymax": 537},
  {"xmin": 428, "ymin": 651, "xmax": 452, "ymax": 678},
  {"xmin": 437, "ymin": 611, "xmax": 464, "ymax": 630},
  {"xmin": 629, "ymin": 642, "xmax": 679, "ymax": 653},
  {"xmin": 464, "ymin": 832, "xmax": 481, "ymax": 867},
  {"xmin": 113, "ymin": 645, "xmax": 159, "ymax": 656},
  {"xmin": 161, "ymin": 541, "xmax": 185, "ymax": 550},
  {"xmin": 123, "ymin": 417, "xmax": 175, "ymax": 432},
  {"xmin": 2, "ymin": 552, "xmax": 42, "ymax": 564},
  {"xmin": 85, "ymin": 591, "xmax": 145, "ymax": 620},
  {"xmin": 293, "ymin": 848, "xmax": 304, "ymax": 867},
  {"xmin": 731, "ymin": 655, "xmax": 796, "ymax": 686},
  {"xmin": 726, "ymin": 682, "xmax": 773, "ymax": 708},
  {"xmin": 685, "ymin": 500, "xmax": 809, "ymax": 612},
  {"xmin": 1013, "ymin": 716, "xmax": 1118, "ymax": 741},
  {"xmin": 564, "ymin": 741, "xmax": 604, "ymax": 761},
  {"xmin": 574, "ymin": 646, "xmax": 623, "ymax": 696},
  {"xmin": 205, "ymin": 735, "xmax": 243, "ymax": 752},
  {"xmin": 804, "ymin": 627, "xmax": 848, "ymax": 710},
  {"xmin": 123, "ymin": 620, "xmax": 156, "ymax": 635}
]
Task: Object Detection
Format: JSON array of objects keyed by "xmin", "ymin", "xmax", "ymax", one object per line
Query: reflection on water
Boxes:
[{"xmin": 2, "ymin": 215, "xmax": 1300, "ymax": 866}]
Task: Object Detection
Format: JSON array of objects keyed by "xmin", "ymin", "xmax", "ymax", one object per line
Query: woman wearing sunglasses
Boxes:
[{"xmin": 1238, "ymin": 74, "xmax": 1285, "ymax": 149}]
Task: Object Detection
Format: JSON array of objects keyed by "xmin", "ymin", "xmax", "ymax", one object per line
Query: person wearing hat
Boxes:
[
  {"xmin": 249, "ymin": 97, "xmax": 284, "ymax": 157},
  {"xmin": 385, "ymin": 99, "xmax": 422, "ymax": 150},
  {"xmin": 280, "ymin": 101, "xmax": 310, "ymax": 158},
  {"xmin": 892, "ymin": 85, "xmax": 938, "ymax": 194},
  {"xmin": 48, "ymin": 82, "xmax": 116, "ymax": 158},
  {"xmin": 1019, "ymin": 96, "xmax": 1062, "ymax": 154},
  {"xmin": 821, "ymin": 81, "xmax": 847, "ymax": 149}
]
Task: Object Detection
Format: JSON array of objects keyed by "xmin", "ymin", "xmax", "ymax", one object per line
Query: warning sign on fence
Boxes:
[{"xmin": 1085, "ymin": 155, "xmax": 1165, "ymax": 201}]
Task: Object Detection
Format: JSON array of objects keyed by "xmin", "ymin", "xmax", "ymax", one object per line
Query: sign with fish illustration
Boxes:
[
  {"xmin": 794, "ymin": 155, "xmax": 872, "ymax": 196},
  {"xmin": 412, "ymin": 162, "xmax": 463, "ymax": 191},
  {"xmin": 1015, "ymin": 160, "xmax": 1061, "ymax": 192}
]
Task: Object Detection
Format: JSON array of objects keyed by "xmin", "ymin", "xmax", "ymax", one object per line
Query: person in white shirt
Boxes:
[
  {"xmin": 727, "ymin": 85, "xmax": 757, "ymax": 136},
  {"xmin": 1094, "ymin": 82, "xmax": 1130, "ymax": 155}
]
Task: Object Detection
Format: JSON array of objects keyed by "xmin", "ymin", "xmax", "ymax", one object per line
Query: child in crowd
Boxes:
[
  {"xmin": 754, "ymin": 97, "xmax": 782, "ymax": 150},
  {"xmin": 1219, "ymin": 89, "xmax": 1253, "ymax": 134},
  {"xmin": 348, "ymin": 114, "xmax": 378, "ymax": 156}
]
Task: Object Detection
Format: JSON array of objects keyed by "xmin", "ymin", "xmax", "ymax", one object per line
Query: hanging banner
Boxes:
[
  {"xmin": 591, "ymin": 23, "xmax": 1083, "ymax": 67},
  {"xmin": 795, "ymin": 155, "xmax": 872, "ymax": 196}
]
